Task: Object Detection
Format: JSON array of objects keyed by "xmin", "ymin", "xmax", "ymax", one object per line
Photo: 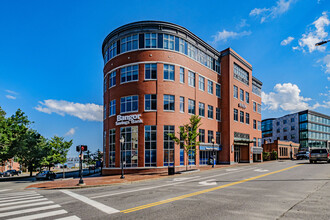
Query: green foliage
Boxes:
[
  {"xmin": 84, "ymin": 149, "xmax": 103, "ymax": 166},
  {"xmin": 169, "ymin": 115, "xmax": 201, "ymax": 170},
  {"xmin": 263, "ymin": 152, "xmax": 270, "ymax": 161},
  {"xmin": 270, "ymin": 150, "xmax": 278, "ymax": 160},
  {"xmin": 42, "ymin": 136, "xmax": 72, "ymax": 169}
]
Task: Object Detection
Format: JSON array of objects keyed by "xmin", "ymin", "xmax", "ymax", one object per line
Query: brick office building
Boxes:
[{"xmin": 102, "ymin": 21, "xmax": 262, "ymax": 174}]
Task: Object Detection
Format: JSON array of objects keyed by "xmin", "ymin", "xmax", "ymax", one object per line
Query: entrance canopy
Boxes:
[{"xmin": 199, "ymin": 143, "xmax": 222, "ymax": 151}]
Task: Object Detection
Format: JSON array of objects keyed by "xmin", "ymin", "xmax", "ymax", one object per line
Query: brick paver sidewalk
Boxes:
[{"xmin": 25, "ymin": 163, "xmax": 270, "ymax": 190}]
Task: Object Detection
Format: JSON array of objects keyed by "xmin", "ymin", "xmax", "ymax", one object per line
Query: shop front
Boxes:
[
  {"xmin": 199, "ymin": 144, "xmax": 222, "ymax": 165},
  {"xmin": 233, "ymin": 132, "xmax": 254, "ymax": 163}
]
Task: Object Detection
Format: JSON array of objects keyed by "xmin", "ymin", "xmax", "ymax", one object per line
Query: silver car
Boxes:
[{"xmin": 309, "ymin": 149, "xmax": 330, "ymax": 163}]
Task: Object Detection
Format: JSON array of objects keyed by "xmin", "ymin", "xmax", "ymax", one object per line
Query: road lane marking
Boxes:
[
  {"xmin": 0, "ymin": 192, "xmax": 37, "ymax": 198},
  {"xmin": 7, "ymin": 209, "xmax": 67, "ymax": 220},
  {"xmin": 0, "ymin": 201, "xmax": 54, "ymax": 212},
  {"xmin": 60, "ymin": 190, "xmax": 120, "ymax": 214},
  {"xmin": 254, "ymin": 169, "xmax": 269, "ymax": 172},
  {"xmin": 0, "ymin": 198, "xmax": 47, "ymax": 207},
  {"xmin": 198, "ymin": 179, "xmax": 217, "ymax": 186},
  {"xmin": 55, "ymin": 216, "xmax": 81, "ymax": 220},
  {"xmin": 121, "ymin": 164, "xmax": 302, "ymax": 213},
  {"xmin": 172, "ymin": 176, "xmax": 200, "ymax": 182},
  {"xmin": 0, "ymin": 189, "xmax": 12, "ymax": 193},
  {"xmin": 0, "ymin": 204, "xmax": 61, "ymax": 217},
  {"xmin": 0, "ymin": 193, "xmax": 39, "ymax": 200},
  {"xmin": 91, "ymin": 167, "xmax": 258, "ymax": 199},
  {"xmin": 0, "ymin": 195, "xmax": 43, "ymax": 203}
]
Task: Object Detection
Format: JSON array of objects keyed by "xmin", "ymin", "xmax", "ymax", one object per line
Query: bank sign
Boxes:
[{"xmin": 116, "ymin": 114, "xmax": 143, "ymax": 126}]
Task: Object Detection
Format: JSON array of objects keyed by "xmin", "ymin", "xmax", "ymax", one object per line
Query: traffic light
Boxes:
[
  {"xmin": 76, "ymin": 145, "xmax": 88, "ymax": 152},
  {"xmin": 81, "ymin": 145, "xmax": 87, "ymax": 151}
]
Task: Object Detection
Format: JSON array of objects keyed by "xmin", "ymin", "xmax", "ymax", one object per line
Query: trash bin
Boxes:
[{"xmin": 168, "ymin": 167, "xmax": 175, "ymax": 175}]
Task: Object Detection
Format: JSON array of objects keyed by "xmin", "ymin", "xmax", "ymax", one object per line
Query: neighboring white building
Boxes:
[{"xmin": 55, "ymin": 157, "xmax": 86, "ymax": 169}]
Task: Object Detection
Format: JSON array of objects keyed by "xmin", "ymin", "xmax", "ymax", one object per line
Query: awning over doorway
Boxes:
[{"xmin": 199, "ymin": 143, "xmax": 222, "ymax": 151}]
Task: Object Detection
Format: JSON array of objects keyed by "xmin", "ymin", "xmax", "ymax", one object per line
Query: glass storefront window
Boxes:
[
  {"xmin": 145, "ymin": 126, "xmax": 157, "ymax": 167},
  {"xmin": 120, "ymin": 126, "xmax": 138, "ymax": 167}
]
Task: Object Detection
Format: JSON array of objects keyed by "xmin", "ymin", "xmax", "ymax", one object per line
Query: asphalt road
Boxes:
[{"xmin": 0, "ymin": 160, "xmax": 329, "ymax": 220}]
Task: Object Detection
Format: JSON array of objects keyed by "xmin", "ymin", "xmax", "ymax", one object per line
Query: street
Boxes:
[{"xmin": 0, "ymin": 160, "xmax": 329, "ymax": 219}]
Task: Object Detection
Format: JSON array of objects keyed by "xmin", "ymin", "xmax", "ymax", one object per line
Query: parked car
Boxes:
[
  {"xmin": 3, "ymin": 170, "xmax": 19, "ymax": 177},
  {"xmin": 36, "ymin": 171, "xmax": 56, "ymax": 180},
  {"xmin": 309, "ymin": 149, "xmax": 330, "ymax": 163},
  {"xmin": 0, "ymin": 172, "xmax": 3, "ymax": 177},
  {"xmin": 296, "ymin": 151, "xmax": 310, "ymax": 160}
]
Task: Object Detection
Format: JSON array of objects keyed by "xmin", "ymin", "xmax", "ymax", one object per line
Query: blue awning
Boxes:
[{"xmin": 199, "ymin": 145, "xmax": 222, "ymax": 151}]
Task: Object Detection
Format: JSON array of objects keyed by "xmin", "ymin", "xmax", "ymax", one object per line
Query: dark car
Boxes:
[
  {"xmin": 296, "ymin": 151, "xmax": 310, "ymax": 160},
  {"xmin": 0, "ymin": 172, "xmax": 3, "ymax": 177},
  {"xmin": 3, "ymin": 170, "xmax": 19, "ymax": 177},
  {"xmin": 309, "ymin": 149, "xmax": 330, "ymax": 163},
  {"xmin": 36, "ymin": 171, "xmax": 56, "ymax": 180}
]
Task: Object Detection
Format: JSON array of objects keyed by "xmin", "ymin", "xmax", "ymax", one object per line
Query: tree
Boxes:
[
  {"xmin": 0, "ymin": 108, "xmax": 31, "ymax": 164},
  {"xmin": 169, "ymin": 115, "xmax": 201, "ymax": 171},
  {"xmin": 14, "ymin": 130, "xmax": 48, "ymax": 176}
]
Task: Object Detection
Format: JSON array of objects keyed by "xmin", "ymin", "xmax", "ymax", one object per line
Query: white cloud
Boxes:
[
  {"xmin": 212, "ymin": 30, "xmax": 251, "ymax": 43},
  {"xmin": 5, "ymin": 95, "xmax": 16, "ymax": 100},
  {"xmin": 296, "ymin": 12, "xmax": 330, "ymax": 53},
  {"xmin": 65, "ymin": 128, "xmax": 76, "ymax": 136},
  {"xmin": 249, "ymin": 0, "xmax": 294, "ymax": 23},
  {"xmin": 35, "ymin": 99, "xmax": 103, "ymax": 122},
  {"xmin": 5, "ymin": 90, "xmax": 18, "ymax": 95},
  {"xmin": 237, "ymin": 19, "xmax": 249, "ymax": 28},
  {"xmin": 318, "ymin": 54, "xmax": 330, "ymax": 73},
  {"xmin": 262, "ymin": 83, "xmax": 321, "ymax": 112},
  {"xmin": 328, "ymin": 76, "xmax": 330, "ymax": 81},
  {"xmin": 281, "ymin": 36, "xmax": 294, "ymax": 45}
]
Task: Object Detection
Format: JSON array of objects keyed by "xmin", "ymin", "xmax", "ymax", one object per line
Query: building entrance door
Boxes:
[{"xmin": 234, "ymin": 145, "xmax": 240, "ymax": 162}]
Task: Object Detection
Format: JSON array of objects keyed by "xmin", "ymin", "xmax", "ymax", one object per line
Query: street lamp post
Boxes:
[
  {"xmin": 212, "ymin": 138, "xmax": 215, "ymax": 168},
  {"xmin": 315, "ymin": 40, "xmax": 330, "ymax": 46},
  {"xmin": 290, "ymin": 144, "xmax": 293, "ymax": 160},
  {"xmin": 120, "ymin": 136, "xmax": 125, "ymax": 179}
]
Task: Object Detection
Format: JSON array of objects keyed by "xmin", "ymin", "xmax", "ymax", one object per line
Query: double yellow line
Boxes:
[{"xmin": 121, "ymin": 164, "xmax": 302, "ymax": 214}]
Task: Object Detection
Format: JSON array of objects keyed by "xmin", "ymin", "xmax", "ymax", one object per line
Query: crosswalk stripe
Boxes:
[
  {"xmin": 0, "ymin": 189, "xmax": 12, "ymax": 193},
  {"xmin": 55, "ymin": 216, "xmax": 81, "ymax": 220},
  {"xmin": 0, "ymin": 201, "xmax": 54, "ymax": 212},
  {"xmin": 60, "ymin": 190, "xmax": 120, "ymax": 214},
  {"xmin": 0, "ymin": 195, "xmax": 43, "ymax": 203},
  {"xmin": 0, "ymin": 193, "xmax": 39, "ymax": 200},
  {"xmin": 0, "ymin": 198, "xmax": 47, "ymax": 207},
  {"xmin": 0, "ymin": 204, "xmax": 61, "ymax": 217},
  {"xmin": 7, "ymin": 209, "xmax": 68, "ymax": 220},
  {"xmin": 0, "ymin": 192, "xmax": 37, "ymax": 198}
]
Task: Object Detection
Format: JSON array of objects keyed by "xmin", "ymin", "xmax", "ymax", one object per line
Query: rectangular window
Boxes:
[
  {"xmin": 253, "ymin": 120, "xmax": 257, "ymax": 129},
  {"xmin": 240, "ymin": 89, "xmax": 244, "ymax": 101},
  {"xmin": 145, "ymin": 64, "xmax": 157, "ymax": 80},
  {"xmin": 188, "ymin": 99, "xmax": 196, "ymax": 114},
  {"xmin": 104, "ymin": 78, "xmax": 107, "ymax": 93},
  {"xmin": 120, "ymin": 126, "xmax": 138, "ymax": 167},
  {"xmin": 109, "ymin": 100, "xmax": 116, "ymax": 116},
  {"xmin": 180, "ymin": 96, "xmax": 184, "ymax": 113},
  {"xmin": 104, "ymin": 105, "xmax": 106, "ymax": 120},
  {"xmin": 216, "ymin": 108, "xmax": 221, "ymax": 121},
  {"xmin": 246, "ymin": 113, "xmax": 250, "ymax": 124},
  {"xmin": 253, "ymin": 138, "xmax": 256, "ymax": 147},
  {"xmin": 253, "ymin": 102, "xmax": 256, "ymax": 112},
  {"xmin": 245, "ymin": 92, "xmax": 249, "ymax": 104},
  {"xmin": 199, "ymin": 76, "xmax": 205, "ymax": 91},
  {"xmin": 179, "ymin": 38, "xmax": 185, "ymax": 53},
  {"xmin": 240, "ymin": 111, "xmax": 244, "ymax": 123},
  {"xmin": 252, "ymin": 84, "xmax": 261, "ymax": 96},
  {"xmin": 257, "ymin": 104, "xmax": 261, "ymax": 114},
  {"xmin": 216, "ymin": 84, "xmax": 221, "ymax": 98},
  {"xmin": 163, "ymin": 34, "xmax": 174, "ymax": 50},
  {"xmin": 234, "ymin": 109, "xmax": 238, "ymax": 121},
  {"xmin": 208, "ymin": 130, "xmax": 214, "ymax": 143},
  {"xmin": 120, "ymin": 95, "xmax": 138, "ymax": 113},
  {"xmin": 208, "ymin": 80, "xmax": 213, "ymax": 94},
  {"xmin": 258, "ymin": 121, "xmax": 261, "ymax": 131},
  {"xmin": 188, "ymin": 71, "xmax": 195, "ymax": 87},
  {"xmin": 121, "ymin": 34, "xmax": 138, "ymax": 53},
  {"xmin": 199, "ymin": 129, "xmax": 205, "ymax": 143},
  {"xmin": 164, "ymin": 95, "xmax": 175, "ymax": 111},
  {"xmin": 234, "ymin": 85, "xmax": 238, "ymax": 99},
  {"xmin": 180, "ymin": 67, "xmax": 184, "ymax": 83},
  {"xmin": 144, "ymin": 94, "xmax": 157, "ymax": 111},
  {"xmin": 109, "ymin": 129, "xmax": 116, "ymax": 167},
  {"xmin": 121, "ymin": 65, "xmax": 139, "ymax": 83},
  {"xmin": 164, "ymin": 64, "xmax": 175, "ymax": 81},
  {"xmin": 145, "ymin": 125, "xmax": 157, "ymax": 167},
  {"xmin": 109, "ymin": 71, "xmax": 116, "ymax": 88},
  {"xmin": 216, "ymin": 132, "xmax": 221, "ymax": 144},
  {"xmin": 145, "ymin": 33, "xmax": 157, "ymax": 48},
  {"xmin": 234, "ymin": 63, "xmax": 249, "ymax": 85},
  {"xmin": 199, "ymin": 102, "xmax": 205, "ymax": 117},
  {"xmin": 208, "ymin": 105, "xmax": 213, "ymax": 119},
  {"xmin": 291, "ymin": 126, "xmax": 295, "ymax": 130},
  {"xmin": 291, "ymin": 118, "xmax": 295, "ymax": 122},
  {"xmin": 164, "ymin": 125, "xmax": 175, "ymax": 166}
]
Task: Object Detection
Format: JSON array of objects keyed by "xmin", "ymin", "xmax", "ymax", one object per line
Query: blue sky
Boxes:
[{"xmin": 0, "ymin": 0, "xmax": 329, "ymax": 156}]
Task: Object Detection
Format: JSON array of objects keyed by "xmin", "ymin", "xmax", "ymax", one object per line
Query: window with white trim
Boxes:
[
  {"xmin": 145, "ymin": 33, "xmax": 157, "ymax": 48},
  {"xmin": 164, "ymin": 95, "xmax": 175, "ymax": 111},
  {"xmin": 216, "ymin": 108, "xmax": 221, "ymax": 121},
  {"xmin": 120, "ymin": 95, "xmax": 138, "ymax": 113},
  {"xmin": 216, "ymin": 84, "xmax": 221, "ymax": 98},
  {"xmin": 109, "ymin": 71, "xmax": 116, "ymax": 88},
  {"xmin": 180, "ymin": 67, "xmax": 184, "ymax": 83},
  {"xmin": 109, "ymin": 129, "xmax": 115, "ymax": 167},
  {"xmin": 234, "ymin": 85, "xmax": 238, "ymax": 99},
  {"xmin": 199, "ymin": 76, "xmax": 205, "ymax": 91},
  {"xmin": 121, "ymin": 65, "xmax": 138, "ymax": 83},
  {"xmin": 164, "ymin": 125, "xmax": 175, "ymax": 166},
  {"xmin": 180, "ymin": 96, "xmax": 184, "ymax": 112},
  {"xmin": 188, "ymin": 71, "xmax": 195, "ymax": 87},
  {"xmin": 164, "ymin": 64, "xmax": 174, "ymax": 81},
  {"xmin": 145, "ymin": 125, "xmax": 157, "ymax": 167},
  {"xmin": 163, "ymin": 34, "xmax": 174, "ymax": 50},
  {"xmin": 145, "ymin": 64, "xmax": 157, "ymax": 80},
  {"xmin": 208, "ymin": 105, "xmax": 213, "ymax": 119},
  {"xmin": 145, "ymin": 94, "xmax": 157, "ymax": 111},
  {"xmin": 121, "ymin": 34, "xmax": 138, "ymax": 53},
  {"xmin": 109, "ymin": 100, "xmax": 116, "ymax": 116},
  {"xmin": 199, "ymin": 102, "xmax": 205, "ymax": 117},
  {"xmin": 208, "ymin": 80, "xmax": 213, "ymax": 94},
  {"xmin": 188, "ymin": 99, "xmax": 195, "ymax": 114}
]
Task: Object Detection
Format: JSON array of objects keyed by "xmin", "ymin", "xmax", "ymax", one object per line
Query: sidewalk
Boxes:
[{"xmin": 25, "ymin": 162, "xmax": 272, "ymax": 190}]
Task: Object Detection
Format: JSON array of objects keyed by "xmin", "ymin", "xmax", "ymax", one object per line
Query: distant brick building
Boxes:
[
  {"xmin": 0, "ymin": 159, "xmax": 20, "ymax": 172},
  {"xmin": 263, "ymin": 140, "xmax": 299, "ymax": 160},
  {"xmin": 102, "ymin": 21, "xmax": 263, "ymax": 174}
]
